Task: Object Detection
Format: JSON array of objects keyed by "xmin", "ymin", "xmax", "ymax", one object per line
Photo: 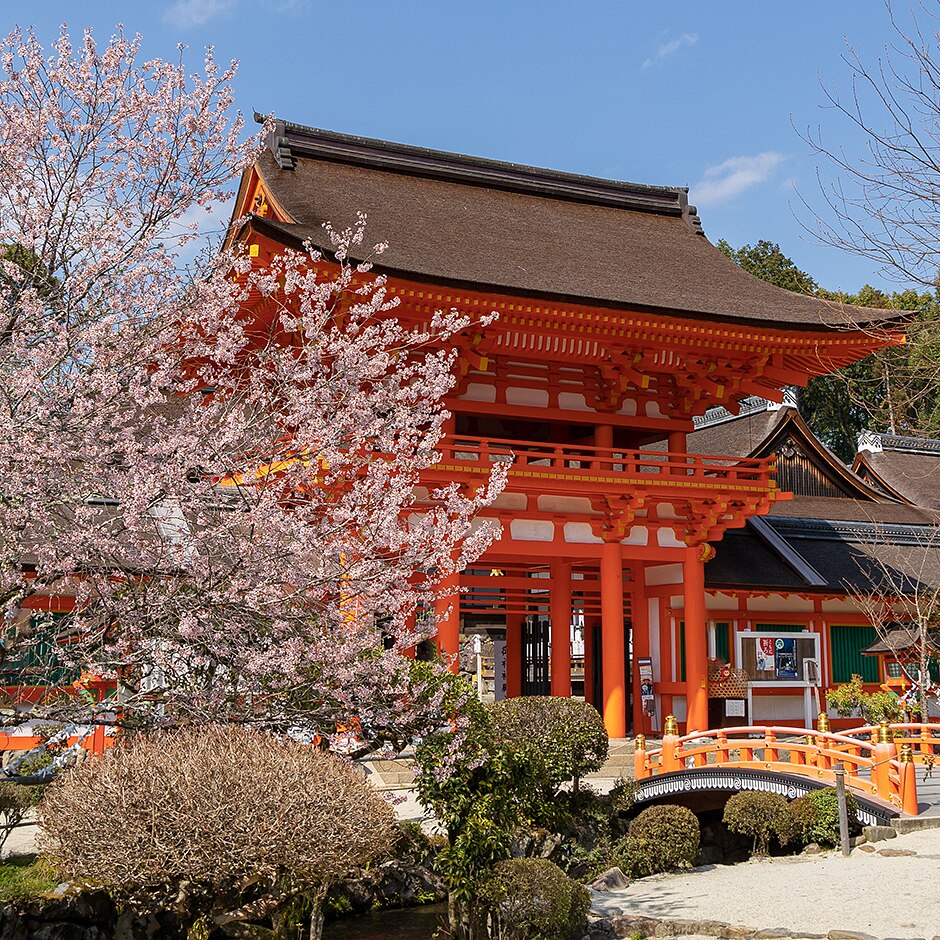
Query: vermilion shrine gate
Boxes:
[{"xmin": 229, "ymin": 120, "xmax": 902, "ymax": 739}]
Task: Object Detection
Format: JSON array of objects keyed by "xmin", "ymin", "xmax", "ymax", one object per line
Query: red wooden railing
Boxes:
[
  {"xmin": 437, "ymin": 435, "xmax": 776, "ymax": 486},
  {"xmin": 634, "ymin": 718, "xmax": 918, "ymax": 814},
  {"xmin": 856, "ymin": 722, "xmax": 940, "ymax": 765}
]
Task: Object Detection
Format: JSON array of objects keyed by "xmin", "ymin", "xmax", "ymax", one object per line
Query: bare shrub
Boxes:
[{"xmin": 40, "ymin": 725, "xmax": 396, "ymax": 937}]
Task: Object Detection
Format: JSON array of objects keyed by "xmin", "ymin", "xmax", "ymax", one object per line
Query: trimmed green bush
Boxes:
[
  {"xmin": 622, "ymin": 804, "xmax": 700, "ymax": 876},
  {"xmin": 789, "ymin": 787, "xmax": 860, "ymax": 846},
  {"xmin": 722, "ymin": 791, "xmax": 798, "ymax": 855},
  {"xmin": 478, "ymin": 858, "xmax": 589, "ymax": 940},
  {"xmin": 488, "ymin": 696, "xmax": 608, "ymax": 799}
]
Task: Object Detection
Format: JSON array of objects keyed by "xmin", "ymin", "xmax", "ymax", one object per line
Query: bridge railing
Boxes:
[
  {"xmin": 854, "ymin": 723, "xmax": 940, "ymax": 764},
  {"xmin": 634, "ymin": 719, "xmax": 918, "ymax": 814}
]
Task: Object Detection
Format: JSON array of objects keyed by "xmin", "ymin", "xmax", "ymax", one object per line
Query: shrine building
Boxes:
[{"xmin": 229, "ymin": 119, "xmax": 906, "ymax": 738}]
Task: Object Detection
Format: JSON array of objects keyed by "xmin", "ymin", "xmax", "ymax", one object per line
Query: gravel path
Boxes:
[{"xmin": 591, "ymin": 828, "xmax": 940, "ymax": 938}]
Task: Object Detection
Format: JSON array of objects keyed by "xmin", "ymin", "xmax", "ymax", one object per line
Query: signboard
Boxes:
[
  {"xmin": 725, "ymin": 698, "xmax": 746, "ymax": 717},
  {"xmin": 492, "ymin": 640, "xmax": 506, "ymax": 701},
  {"xmin": 775, "ymin": 638, "xmax": 798, "ymax": 679},
  {"xmin": 638, "ymin": 657, "xmax": 655, "ymax": 716}
]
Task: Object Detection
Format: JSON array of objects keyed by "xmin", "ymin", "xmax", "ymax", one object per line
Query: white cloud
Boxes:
[
  {"xmin": 643, "ymin": 32, "xmax": 698, "ymax": 69},
  {"xmin": 690, "ymin": 152, "xmax": 786, "ymax": 208},
  {"xmin": 164, "ymin": 0, "xmax": 236, "ymax": 29}
]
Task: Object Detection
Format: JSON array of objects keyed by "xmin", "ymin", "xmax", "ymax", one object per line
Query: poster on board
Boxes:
[
  {"xmin": 775, "ymin": 637, "xmax": 798, "ymax": 679},
  {"xmin": 756, "ymin": 637, "xmax": 775, "ymax": 672},
  {"xmin": 638, "ymin": 657, "xmax": 655, "ymax": 716}
]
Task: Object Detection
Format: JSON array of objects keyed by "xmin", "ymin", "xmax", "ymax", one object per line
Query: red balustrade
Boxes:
[
  {"xmin": 634, "ymin": 721, "xmax": 918, "ymax": 815},
  {"xmin": 436, "ymin": 435, "xmax": 776, "ymax": 488}
]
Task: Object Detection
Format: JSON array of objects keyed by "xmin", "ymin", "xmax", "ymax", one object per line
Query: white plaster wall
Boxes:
[
  {"xmin": 646, "ymin": 563, "xmax": 683, "ymax": 586},
  {"xmin": 706, "ymin": 592, "xmax": 740, "ymax": 611},
  {"xmin": 564, "ymin": 522, "xmax": 603, "ymax": 543},
  {"xmin": 458, "ymin": 383, "xmax": 496, "ymax": 402},
  {"xmin": 746, "ymin": 594, "xmax": 814, "ymax": 613},
  {"xmin": 557, "ymin": 392, "xmax": 592, "ymax": 412},
  {"xmin": 750, "ymin": 695, "xmax": 805, "ymax": 724},
  {"xmin": 492, "ymin": 492, "xmax": 527, "ymax": 510},
  {"xmin": 538, "ymin": 495, "xmax": 594, "ymax": 513},
  {"xmin": 649, "ymin": 597, "xmax": 661, "ymax": 682},
  {"xmin": 616, "ymin": 399, "xmax": 638, "ymax": 416},
  {"xmin": 509, "ymin": 519, "xmax": 555, "ymax": 541},
  {"xmin": 622, "ymin": 526, "xmax": 649, "ymax": 546},
  {"xmin": 506, "ymin": 386, "xmax": 549, "ymax": 407},
  {"xmin": 657, "ymin": 528, "xmax": 685, "ymax": 548}
]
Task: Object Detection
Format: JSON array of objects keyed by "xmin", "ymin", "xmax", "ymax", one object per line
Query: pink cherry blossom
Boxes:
[{"xmin": 0, "ymin": 27, "xmax": 502, "ymax": 751}]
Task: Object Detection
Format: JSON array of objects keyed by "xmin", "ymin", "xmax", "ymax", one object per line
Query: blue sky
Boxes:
[{"xmin": 0, "ymin": 1, "xmax": 919, "ymax": 292}]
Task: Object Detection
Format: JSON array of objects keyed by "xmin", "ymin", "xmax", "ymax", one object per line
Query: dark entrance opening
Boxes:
[{"xmin": 522, "ymin": 616, "xmax": 550, "ymax": 695}]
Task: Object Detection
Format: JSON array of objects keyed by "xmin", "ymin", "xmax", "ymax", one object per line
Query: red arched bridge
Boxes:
[{"xmin": 631, "ymin": 717, "xmax": 937, "ymax": 827}]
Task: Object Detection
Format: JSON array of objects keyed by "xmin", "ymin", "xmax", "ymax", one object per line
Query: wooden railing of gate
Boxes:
[{"xmin": 633, "ymin": 716, "xmax": 919, "ymax": 815}]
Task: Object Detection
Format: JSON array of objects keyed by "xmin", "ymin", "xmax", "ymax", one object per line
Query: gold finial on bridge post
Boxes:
[
  {"xmin": 634, "ymin": 733, "xmax": 646, "ymax": 750},
  {"xmin": 877, "ymin": 720, "xmax": 892, "ymax": 744},
  {"xmin": 664, "ymin": 714, "xmax": 679, "ymax": 737},
  {"xmin": 817, "ymin": 712, "xmax": 830, "ymax": 733},
  {"xmin": 899, "ymin": 743, "xmax": 918, "ymax": 815}
]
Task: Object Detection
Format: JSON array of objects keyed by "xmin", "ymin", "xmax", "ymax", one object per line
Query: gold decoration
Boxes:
[
  {"xmin": 635, "ymin": 733, "xmax": 646, "ymax": 750},
  {"xmin": 664, "ymin": 715, "xmax": 679, "ymax": 736},
  {"xmin": 900, "ymin": 744, "xmax": 914, "ymax": 763},
  {"xmin": 817, "ymin": 712, "xmax": 831, "ymax": 733},
  {"xmin": 877, "ymin": 720, "xmax": 892, "ymax": 744}
]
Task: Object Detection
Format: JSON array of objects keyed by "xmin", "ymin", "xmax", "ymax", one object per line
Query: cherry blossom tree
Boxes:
[{"xmin": 0, "ymin": 26, "xmax": 502, "ymax": 750}]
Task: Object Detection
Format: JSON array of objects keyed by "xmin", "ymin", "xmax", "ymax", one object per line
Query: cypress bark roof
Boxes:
[
  {"xmin": 853, "ymin": 436, "xmax": 940, "ymax": 510},
  {"xmin": 691, "ymin": 400, "xmax": 940, "ymax": 592},
  {"xmin": 245, "ymin": 120, "xmax": 904, "ymax": 333}
]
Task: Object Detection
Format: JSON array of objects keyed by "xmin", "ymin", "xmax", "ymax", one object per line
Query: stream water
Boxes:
[{"xmin": 324, "ymin": 904, "xmax": 448, "ymax": 940}]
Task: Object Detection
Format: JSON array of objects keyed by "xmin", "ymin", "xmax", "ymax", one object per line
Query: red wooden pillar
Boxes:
[
  {"xmin": 631, "ymin": 566, "xmax": 651, "ymax": 735},
  {"xmin": 684, "ymin": 546, "xmax": 709, "ymax": 732},
  {"xmin": 668, "ymin": 431, "xmax": 687, "ymax": 453},
  {"xmin": 600, "ymin": 541, "xmax": 627, "ymax": 738},
  {"xmin": 506, "ymin": 613, "xmax": 523, "ymax": 698},
  {"xmin": 435, "ymin": 569, "xmax": 460, "ymax": 673},
  {"xmin": 550, "ymin": 559, "xmax": 572, "ymax": 697}
]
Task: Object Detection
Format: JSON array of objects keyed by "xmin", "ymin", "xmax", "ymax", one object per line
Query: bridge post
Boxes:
[
  {"xmin": 873, "ymin": 721, "xmax": 897, "ymax": 803},
  {"xmin": 683, "ymin": 546, "xmax": 709, "ymax": 733},
  {"xmin": 662, "ymin": 715, "xmax": 681, "ymax": 772},
  {"xmin": 900, "ymin": 744, "xmax": 918, "ymax": 815},
  {"xmin": 634, "ymin": 734, "xmax": 648, "ymax": 779},
  {"xmin": 764, "ymin": 729, "xmax": 778, "ymax": 764},
  {"xmin": 716, "ymin": 731, "xmax": 728, "ymax": 764},
  {"xmin": 549, "ymin": 559, "xmax": 572, "ymax": 698},
  {"xmin": 815, "ymin": 713, "xmax": 831, "ymax": 771}
]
